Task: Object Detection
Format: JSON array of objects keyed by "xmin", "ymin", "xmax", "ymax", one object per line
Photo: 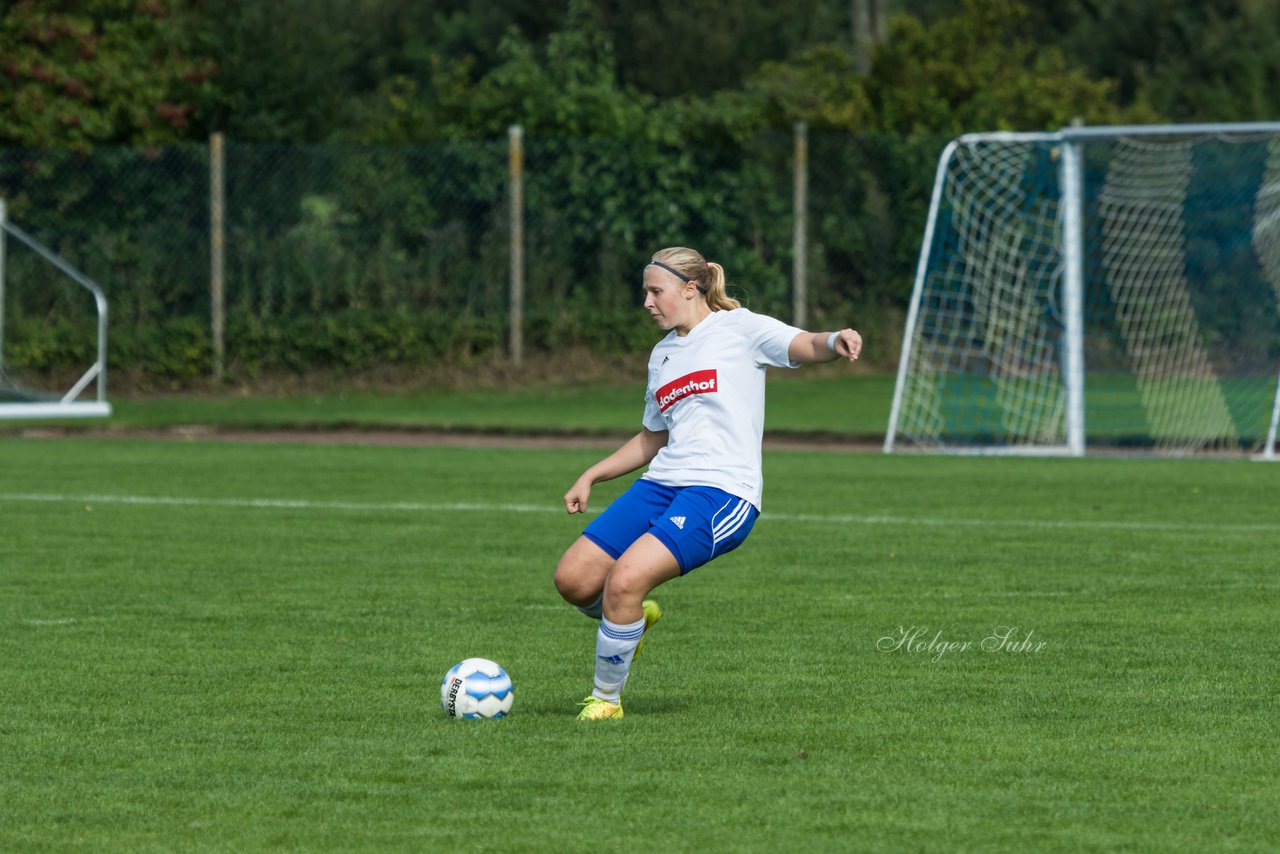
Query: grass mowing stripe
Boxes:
[
  {"xmin": 76, "ymin": 372, "xmax": 896, "ymax": 437},
  {"xmin": 2, "ymin": 490, "xmax": 1279, "ymax": 534},
  {"xmin": 769, "ymin": 511, "xmax": 1280, "ymax": 533},
  {"xmin": 0, "ymin": 491, "xmax": 556, "ymax": 514}
]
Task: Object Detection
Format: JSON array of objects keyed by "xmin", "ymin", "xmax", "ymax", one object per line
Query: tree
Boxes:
[
  {"xmin": 1020, "ymin": 0, "xmax": 1280, "ymax": 122},
  {"xmin": 731, "ymin": 44, "xmax": 873, "ymax": 135},
  {"xmin": 597, "ymin": 0, "xmax": 845, "ymax": 100},
  {"xmin": 0, "ymin": 0, "xmax": 213, "ymax": 149},
  {"xmin": 695, "ymin": 0, "xmax": 1132, "ymax": 138},
  {"xmin": 434, "ymin": 0, "xmax": 656, "ymax": 140},
  {"xmin": 852, "ymin": 0, "xmax": 890, "ymax": 74},
  {"xmin": 189, "ymin": 0, "xmax": 371, "ymax": 141},
  {"xmin": 866, "ymin": 0, "xmax": 1132, "ymax": 135}
]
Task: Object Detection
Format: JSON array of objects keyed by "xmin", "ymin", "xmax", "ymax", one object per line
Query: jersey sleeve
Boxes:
[
  {"xmin": 642, "ymin": 391, "xmax": 665, "ymax": 432},
  {"xmin": 740, "ymin": 310, "xmax": 805, "ymax": 369}
]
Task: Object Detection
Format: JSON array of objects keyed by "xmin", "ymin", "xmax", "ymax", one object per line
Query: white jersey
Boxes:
[{"xmin": 641, "ymin": 308, "xmax": 803, "ymax": 509}]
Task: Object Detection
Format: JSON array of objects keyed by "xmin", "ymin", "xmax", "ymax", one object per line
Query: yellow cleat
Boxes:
[
  {"xmin": 633, "ymin": 599, "xmax": 663, "ymax": 662},
  {"xmin": 577, "ymin": 696, "xmax": 624, "ymax": 721}
]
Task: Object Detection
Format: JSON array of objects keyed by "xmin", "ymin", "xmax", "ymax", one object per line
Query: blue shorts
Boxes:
[{"xmin": 582, "ymin": 479, "xmax": 759, "ymax": 575}]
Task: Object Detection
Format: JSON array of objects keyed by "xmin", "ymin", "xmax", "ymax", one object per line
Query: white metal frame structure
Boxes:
[
  {"xmin": 885, "ymin": 122, "xmax": 1280, "ymax": 459},
  {"xmin": 0, "ymin": 199, "xmax": 111, "ymax": 419}
]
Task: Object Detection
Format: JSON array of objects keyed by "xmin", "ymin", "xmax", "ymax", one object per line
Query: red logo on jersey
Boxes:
[{"xmin": 657, "ymin": 369, "xmax": 718, "ymax": 412}]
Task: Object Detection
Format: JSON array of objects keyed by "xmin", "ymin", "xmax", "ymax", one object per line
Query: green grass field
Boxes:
[
  {"xmin": 3, "ymin": 371, "xmax": 897, "ymax": 439},
  {"xmin": 2, "ymin": 437, "xmax": 1278, "ymax": 851},
  {"xmin": 931, "ymin": 372, "xmax": 1278, "ymax": 446}
]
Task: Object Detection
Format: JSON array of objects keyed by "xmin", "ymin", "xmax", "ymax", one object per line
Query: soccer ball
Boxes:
[{"xmin": 440, "ymin": 658, "xmax": 514, "ymax": 719}]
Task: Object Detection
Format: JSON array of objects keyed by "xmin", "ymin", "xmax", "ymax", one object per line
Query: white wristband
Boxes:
[{"xmin": 826, "ymin": 331, "xmax": 840, "ymax": 352}]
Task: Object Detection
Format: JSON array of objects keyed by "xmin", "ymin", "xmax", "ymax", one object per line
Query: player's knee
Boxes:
[
  {"xmin": 553, "ymin": 553, "xmax": 598, "ymax": 605},
  {"xmin": 602, "ymin": 565, "xmax": 648, "ymax": 607}
]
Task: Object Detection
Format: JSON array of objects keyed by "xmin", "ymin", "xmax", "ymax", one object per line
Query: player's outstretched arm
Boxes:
[
  {"xmin": 788, "ymin": 328, "xmax": 862, "ymax": 364},
  {"xmin": 563, "ymin": 428, "xmax": 669, "ymax": 514}
]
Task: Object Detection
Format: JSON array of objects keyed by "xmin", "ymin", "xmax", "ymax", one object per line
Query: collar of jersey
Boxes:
[{"xmin": 671, "ymin": 309, "xmax": 725, "ymax": 344}]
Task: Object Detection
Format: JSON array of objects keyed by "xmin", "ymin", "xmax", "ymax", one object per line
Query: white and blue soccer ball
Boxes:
[{"xmin": 440, "ymin": 658, "xmax": 514, "ymax": 719}]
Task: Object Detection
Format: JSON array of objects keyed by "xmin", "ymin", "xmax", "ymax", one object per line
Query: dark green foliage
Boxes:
[
  {"xmin": 3, "ymin": 1, "xmax": 1274, "ymax": 385},
  {"xmin": 227, "ymin": 310, "xmax": 504, "ymax": 376},
  {"xmin": 0, "ymin": 0, "xmax": 212, "ymax": 149},
  {"xmin": 1018, "ymin": 0, "xmax": 1280, "ymax": 122},
  {"xmin": 867, "ymin": 0, "xmax": 1128, "ymax": 134}
]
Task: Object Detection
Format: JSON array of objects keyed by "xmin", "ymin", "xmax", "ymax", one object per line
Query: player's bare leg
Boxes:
[
  {"xmin": 553, "ymin": 535, "xmax": 615, "ymax": 616},
  {"xmin": 606, "ymin": 534, "xmax": 670, "ymax": 660},
  {"xmin": 602, "ymin": 533, "xmax": 679, "ymax": 623}
]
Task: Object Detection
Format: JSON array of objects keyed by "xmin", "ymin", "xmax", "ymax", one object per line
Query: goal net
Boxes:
[
  {"xmin": 0, "ymin": 199, "xmax": 111, "ymax": 420},
  {"xmin": 886, "ymin": 123, "xmax": 1280, "ymax": 458}
]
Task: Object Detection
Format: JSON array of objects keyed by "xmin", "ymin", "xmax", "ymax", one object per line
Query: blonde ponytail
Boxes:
[{"xmin": 650, "ymin": 247, "xmax": 740, "ymax": 311}]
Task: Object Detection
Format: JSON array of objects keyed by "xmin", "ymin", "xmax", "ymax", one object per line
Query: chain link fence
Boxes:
[{"xmin": 0, "ymin": 130, "xmax": 945, "ymax": 384}]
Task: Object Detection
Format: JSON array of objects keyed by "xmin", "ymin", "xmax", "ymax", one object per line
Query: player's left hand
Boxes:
[
  {"xmin": 564, "ymin": 477, "xmax": 592, "ymax": 514},
  {"xmin": 833, "ymin": 328, "xmax": 862, "ymax": 361}
]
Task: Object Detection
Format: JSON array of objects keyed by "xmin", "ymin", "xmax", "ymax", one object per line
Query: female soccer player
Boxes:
[{"xmin": 554, "ymin": 246, "xmax": 863, "ymax": 720}]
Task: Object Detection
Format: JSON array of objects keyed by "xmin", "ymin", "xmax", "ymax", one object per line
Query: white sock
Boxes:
[
  {"xmin": 591, "ymin": 615, "xmax": 646, "ymax": 703},
  {"xmin": 576, "ymin": 593, "xmax": 603, "ymax": 620}
]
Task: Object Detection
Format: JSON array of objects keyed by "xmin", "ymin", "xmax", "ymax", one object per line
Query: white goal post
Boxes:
[
  {"xmin": 886, "ymin": 122, "xmax": 1280, "ymax": 459},
  {"xmin": 0, "ymin": 198, "xmax": 111, "ymax": 419}
]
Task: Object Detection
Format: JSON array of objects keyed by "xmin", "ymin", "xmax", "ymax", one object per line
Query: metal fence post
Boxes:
[
  {"xmin": 509, "ymin": 125, "xmax": 525, "ymax": 369},
  {"xmin": 210, "ymin": 132, "xmax": 226, "ymax": 381},
  {"xmin": 792, "ymin": 121, "xmax": 809, "ymax": 329}
]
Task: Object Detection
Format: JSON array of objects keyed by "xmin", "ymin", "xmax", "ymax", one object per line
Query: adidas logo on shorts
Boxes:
[{"xmin": 669, "ymin": 516, "xmax": 686, "ymax": 529}]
